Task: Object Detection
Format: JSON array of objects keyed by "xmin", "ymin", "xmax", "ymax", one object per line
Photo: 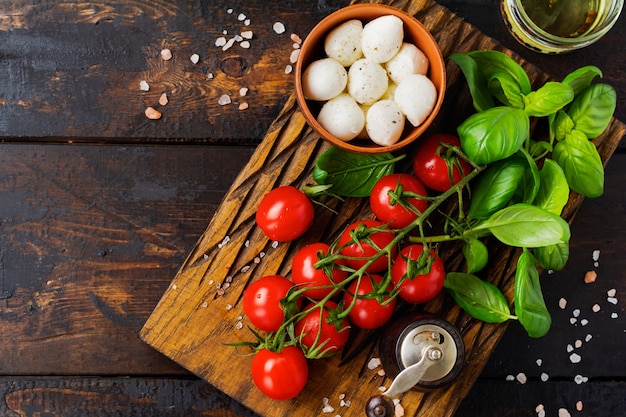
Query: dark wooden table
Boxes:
[{"xmin": 0, "ymin": 1, "xmax": 624, "ymax": 416}]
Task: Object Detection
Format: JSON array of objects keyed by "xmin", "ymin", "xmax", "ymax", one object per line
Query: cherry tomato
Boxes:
[
  {"xmin": 370, "ymin": 173, "xmax": 429, "ymax": 229},
  {"xmin": 255, "ymin": 185, "xmax": 315, "ymax": 242},
  {"xmin": 343, "ymin": 274, "xmax": 396, "ymax": 329},
  {"xmin": 338, "ymin": 220, "xmax": 397, "ymax": 273},
  {"xmin": 251, "ymin": 346, "xmax": 309, "ymax": 400},
  {"xmin": 291, "ymin": 243, "xmax": 348, "ymax": 300},
  {"xmin": 391, "ymin": 244, "xmax": 445, "ymax": 304},
  {"xmin": 242, "ymin": 275, "xmax": 299, "ymax": 332},
  {"xmin": 295, "ymin": 301, "xmax": 350, "ymax": 356},
  {"xmin": 412, "ymin": 133, "xmax": 472, "ymax": 192}
]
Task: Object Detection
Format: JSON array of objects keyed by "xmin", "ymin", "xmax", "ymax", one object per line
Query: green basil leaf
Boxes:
[
  {"xmin": 474, "ymin": 203, "xmax": 571, "ymax": 248},
  {"xmin": 444, "ymin": 272, "xmax": 512, "ymax": 323},
  {"xmin": 534, "ymin": 241, "xmax": 570, "ymax": 271},
  {"xmin": 523, "ymin": 82, "xmax": 574, "ymax": 117},
  {"xmin": 568, "ymin": 83, "xmax": 617, "ymax": 139},
  {"xmin": 312, "ymin": 147, "xmax": 396, "ymax": 197},
  {"xmin": 528, "ymin": 138, "xmax": 553, "ymax": 159},
  {"xmin": 462, "ymin": 238, "xmax": 489, "ymax": 273},
  {"xmin": 449, "ymin": 53, "xmax": 495, "ymax": 112},
  {"xmin": 458, "ymin": 106, "xmax": 529, "ymax": 165},
  {"xmin": 488, "ymin": 71, "xmax": 524, "ymax": 108},
  {"xmin": 468, "ymin": 153, "xmax": 526, "ymax": 220},
  {"xmin": 512, "ymin": 148, "xmax": 540, "ymax": 205},
  {"xmin": 467, "ymin": 50, "xmax": 532, "ymax": 95},
  {"xmin": 552, "ymin": 109, "xmax": 575, "ymax": 142},
  {"xmin": 515, "ymin": 250, "xmax": 551, "ymax": 338},
  {"xmin": 552, "ymin": 131, "xmax": 604, "ymax": 198},
  {"xmin": 562, "ymin": 65, "xmax": 602, "ymax": 96},
  {"xmin": 535, "ymin": 159, "xmax": 569, "ymax": 215}
]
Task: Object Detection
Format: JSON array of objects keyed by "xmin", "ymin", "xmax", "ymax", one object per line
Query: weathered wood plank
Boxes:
[
  {"xmin": 140, "ymin": 1, "xmax": 626, "ymax": 416},
  {"xmin": 0, "ymin": 143, "xmax": 253, "ymax": 375}
]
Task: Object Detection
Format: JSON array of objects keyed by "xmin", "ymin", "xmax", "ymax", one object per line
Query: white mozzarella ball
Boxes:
[
  {"xmin": 324, "ymin": 19, "xmax": 364, "ymax": 67},
  {"xmin": 301, "ymin": 58, "xmax": 347, "ymax": 101},
  {"xmin": 365, "ymin": 100, "xmax": 405, "ymax": 146},
  {"xmin": 348, "ymin": 58, "xmax": 388, "ymax": 105},
  {"xmin": 317, "ymin": 94, "xmax": 365, "ymax": 141},
  {"xmin": 361, "ymin": 15, "xmax": 404, "ymax": 63},
  {"xmin": 394, "ymin": 74, "xmax": 437, "ymax": 127},
  {"xmin": 385, "ymin": 42, "xmax": 430, "ymax": 84}
]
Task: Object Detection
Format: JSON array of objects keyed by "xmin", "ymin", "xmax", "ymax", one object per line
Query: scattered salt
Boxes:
[
  {"xmin": 222, "ymin": 38, "xmax": 236, "ymax": 51},
  {"xmin": 207, "ymin": 72, "xmax": 214, "ymax": 80},
  {"xmin": 573, "ymin": 308, "xmax": 580, "ymax": 317},
  {"xmin": 567, "ymin": 344, "xmax": 574, "ymax": 353},
  {"xmin": 218, "ymin": 94, "xmax": 232, "ymax": 105},
  {"xmin": 273, "ymin": 21, "xmax": 286, "ymax": 34},
  {"xmin": 580, "ymin": 319, "xmax": 589, "ymax": 326},
  {"xmin": 290, "ymin": 49, "xmax": 301, "ymax": 64},
  {"xmin": 160, "ymin": 48, "xmax": 172, "ymax": 60},
  {"xmin": 607, "ymin": 288, "xmax": 617, "ymax": 297},
  {"xmin": 584, "ymin": 270, "xmax": 597, "ymax": 283},
  {"xmin": 516, "ymin": 373, "xmax": 527, "ymax": 384},
  {"xmin": 239, "ymin": 87, "xmax": 249, "ymax": 96},
  {"xmin": 215, "ymin": 37, "xmax": 227, "ymax": 47},
  {"xmin": 395, "ymin": 402, "xmax": 405, "ymax": 417},
  {"xmin": 559, "ymin": 298, "xmax": 567, "ymax": 309},
  {"xmin": 190, "ymin": 53, "xmax": 200, "ymax": 64},
  {"xmin": 585, "ymin": 334, "xmax": 593, "ymax": 342},
  {"xmin": 235, "ymin": 321, "xmax": 243, "ymax": 329},
  {"xmin": 240, "ymin": 265, "xmax": 250, "ymax": 273},
  {"xmin": 506, "ymin": 375, "xmax": 515, "ymax": 382},
  {"xmin": 576, "ymin": 401, "xmax": 583, "ymax": 411},
  {"xmin": 237, "ymin": 13, "xmax": 246, "ymax": 21},
  {"xmin": 284, "ymin": 64, "xmax": 293, "ymax": 74},
  {"xmin": 607, "ymin": 296, "xmax": 618, "ymax": 305},
  {"xmin": 570, "ymin": 317, "xmax": 577, "ymax": 325},
  {"xmin": 574, "ymin": 339, "xmax": 582, "ymax": 348},
  {"xmin": 569, "ymin": 353, "xmax": 582, "ymax": 363},
  {"xmin": 536, "ymin": 359, "xmax": 542, "ymax": 366},
  {"xmin": 240, "ymin": 41, "xmax": 251, "ymax": 49},
  {"xmin": 290, "ymin": 33, "xmax": 302, "ymax": 44},
  {"xmin": 611, "ymin": 312, "xmax": 619, "ymax": 319},
  {"xmin": 367, "ymin": 357, "xmax": 381, "ymax": 370},
  {"xmin": 159, "ymin": 92, "xmax": 168, "ymax": 106},
  {"xmin": 540, "ymin": 372, "xmax": 549, "ymax": 382},
  {"xmin": 592, "ymin": 303, "xmax": 601, "ymax": 312},
  {"xmin": 592, "ymin": 249, "xmax": 600, "ymax": 261},
  {"xmin": 558, "ymin": 408, "xmax": 571, "ymax": 417},
  {"xmin": 139, "ymin": 80, "xmax": 150, "ymax": 91},
  {"xmin": 321, "ymin": 405, "xmax": 334, "ymax": 413},
  {"xmin": 241, "ymin": 30, "xmax": 253, "ymax": 39},
  {"xmin": 574, "ymin": 374, "xmax": 588, "ymax": 384}
]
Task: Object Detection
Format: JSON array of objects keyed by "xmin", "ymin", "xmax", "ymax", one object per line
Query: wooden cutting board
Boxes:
[{"xmin": 140, "ymin": 0, "xmax": 626, "ymax": 416}]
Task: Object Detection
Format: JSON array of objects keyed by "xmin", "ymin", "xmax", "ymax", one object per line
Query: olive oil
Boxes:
[{"xmin": 521, "ymin": 0, "xmax": 598, "ymax": 37}]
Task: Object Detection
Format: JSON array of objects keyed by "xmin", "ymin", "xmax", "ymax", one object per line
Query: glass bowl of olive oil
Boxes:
[{"xmin": 501, "ymin": 0, "xmax": 623, "ymax": 53}]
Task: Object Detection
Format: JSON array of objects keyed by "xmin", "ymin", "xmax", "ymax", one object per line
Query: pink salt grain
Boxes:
[{"xmin": 584, "ymin": 270, "xmax": 597, "ymax": 283}]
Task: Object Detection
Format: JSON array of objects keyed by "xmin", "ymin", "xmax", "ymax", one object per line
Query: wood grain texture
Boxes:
[{"xmin": 140, "ymin": 1, "xmax": 626, "ymax": 416}]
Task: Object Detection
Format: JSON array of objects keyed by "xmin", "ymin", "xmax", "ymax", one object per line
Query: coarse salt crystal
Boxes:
[
  {"xmin": 218, "ymin": 94, "xmax": 232, "ymax": 105},
  {"xmin": 240, "ymin": 40, "xmax": 251, "ymax": 49},
  {"xmin": 584, "ymin": 270, "xmax": 597, "ymax": 283},
  {"xmin": 139, "ymin": 80, "xmax": 150, "ymax": 91},
  {"xmin": 237, "ymin": 13, "xmax": 246, "ymax": 21},
  {"xmin": 567, "ymin": 344, "xmax": 574, "ymax": 353},
  {"xmin": 559, "ymin": 298, "xmax": 567, "ymax": 309},
  {"xmin": 227, "ymin": 8, "xmax": 233, "ymax": 14},
  {"xmin": 540, "ymin": 372, "xmax": 549, "ymax": 382},
  {"xmin": 611, "ymin": 312, "xmax": 619, "ymax": 319},
  {"xmin": 235, "ymin": 321, "xmax": 243, "ymax": 329},
  {"xmin": 608, "ymin": 288, "xmax": 617, "ymax": 297},
  {"xmin": 144, "ymin": 106, "xmax": 161, "ymax": 120},
  {"xmin": 226, "ymin": 304, "xmax": 232, "ymax": 310},
  {"xmin": 395, "ymin": 402, "xmax": 405, "ymax": 417},
  {"xmin": 239, "ymin": 87, "xmax": 249, "ymax": 96},
  {"xmin": 377, "ymin": 369, "xmax": 386, "ymax": 376},
  {"xmin": 240, "ymin": 265, "xmax": 250, "ymax": 273},
  {"xmin": 321, "ymin": 404, "xmax": 334, "ymax": 413},
  {"xmin": 190, "ymin": 53, "xmax": 200, "ymax": 64},
  {"xmin": 573, "ymin": 308, "xmax": 580, "ymax": 317},
  {"xmin": 222, "ymin": 38, "xmax": 236, "ymax": 51},
  {"xmin": 506, "ymin": 375, "xmax": 515, "ymax": 381},
  {"xmin": 241, "ymin": 30, "xmax": 253, "ymax": 39},
  {"xmin": 215, "ymin": 37, "xmax": 227, "ymax": 47},
  {"xmin": 575, "ymin": 339, "xmax": 583, "ymax": 348},
  {"xmin": 585, "ymin": 334, "xmax": 593, "ymax": 342},
  {"xmin": 558, "ymin": 408, "xmax": 571, "ymax": 417},
  {"xmin": 284, "ymin": 64, "xmax": 293, "ymax": 74},
  {"xmin": 161, "ymin": 48, "xmax": 172, "ymax": 60},
  {"xmin": 159, "ymin": 92, "xmax": 168, "ymax": 106},
  {"xmin": 608, "ymin": 297, "xmax": 618, "ymax": 305},
  {"xmin": 592, "ymin": 249, "xmax": 600, "ymax": 261},
  {"xmin": 244, "ymin": 19, "xmax": 250, "ymax": 26},
  {"xmin": 569, "ymin": 353, "xmax": 582, "ymax": 363},
  {"xmin": 291, "ymin": 33, "xmax": 302, "ymax": 44},
  {"xmin": 536, "ymin": 359, "xmax": 542, "ymax": 366},
  {"xmin": 290, "ymin": 49, "xmax": 301, "ymax": 64},
  {"xmin": 207, "ymin": 72, "xmax": 214, "ymax": 80},
  {"xmin": 580, "ymin": 319, "xmax": 589, "ymax": 326},
  {"xmin": 273, "ymin": 21, "xmax": 286, "ymax": 34},
  {"xmin": 271, "ymin": 241, "xmax": 279, "ymax": 248},
  {"xmin": 238, "ymin": 102, "xmax": 248, "ymax": 110},
  {"xmin": 516, "ymin": 373, "xmax": 527, "ymax": 384},
  {"xmin": 538, "ymin": 410, "xmax": 546, "ymax": 417},
  {"xmin": 592, "ymin": 303, "xmax": 601, "ymax": 312},
  {"xmin": 574, "ymin": 374, "xmax": 588, "ymax": 384},
  {"xmin": 576, "ymin": 401, "xmax": 583, "ymax": 411},
  {"xmin": 201, "ymin": 301, "xmax": 208, "ymax": 308},
  {"xmin": 570, "ymin": 317, "xmax": 577, "ymax": 325},
  {"xmin": 367, "ymin": 357, "xmax": 381, "ymax": 370}
]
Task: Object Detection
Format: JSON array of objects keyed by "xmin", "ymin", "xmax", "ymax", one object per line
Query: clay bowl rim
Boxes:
[{"xmin": 294, "ymin": 3, "xmax": 447, "ymax": 155}]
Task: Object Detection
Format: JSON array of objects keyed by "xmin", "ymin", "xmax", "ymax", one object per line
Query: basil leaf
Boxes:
[
  {"xmin": 468, "ymin": 153, "xmax": 526, "ymax": 220},
  {"xmin": 515, "ymin": 250, "xmax": 551, "ymax": 338},
  {"xmin": 488, "ymin": 71, "xmax": 524, "ymax": 108},
  {"xmin": 462, "ymin": 238, "xmax": 489, "ymax": 273},
  {"xmin": 444, "ymin": 272, "xmax": 512, "ymax": 323},
  {"xmin": 512, "ymin": 148, "xmax": 540, "ymax": 205},
  {"xmin": 474, "ymin": 203, "xmax": 571, "ymax": 248},
  {"xmin": 568, "ymin": 83, "xmax": 617, "ymax": 139},
  {"xmin": 312, "ymin": 147, "xmax": 397, "ymax": 197},
  {"xmin": 535, "ymin": 159, "xmax": 569, "ymax": 215},
  {"xmin": 552, "ymin": 109, "xmax": 575, "ymax": 142},
  {"xmin": 523, "ymin": 82, "xmax": 574, "ymax": 117},
  {"xmin": 562, "ymin": 65, "xmax": 602, "ymax": 96},
  {"xmin": 449, "ymin": 53, "xmax": 495, "ymax": 112},
  {"xmin": 528, "ymin": 138, "xmax": 553, "ymax": 159},
  {"xmin": 534, "ymin": 241, "xmax": 569, "ymax": 271},
  {"xmin": 467, "ymin": 50, "xmax": 532, "ymax": 95},
  {"xmin": 458, "ymin": 106, "xmax": 529, "ymax": 165},
  {"xmin": 552, "ymin": 130, "xmax": 604, "ymax": 198}
]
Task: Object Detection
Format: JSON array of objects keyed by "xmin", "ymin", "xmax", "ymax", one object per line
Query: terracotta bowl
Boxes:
[{"xmin": 295, "ymin": 4, "xmax": 446, "ymax": 154}]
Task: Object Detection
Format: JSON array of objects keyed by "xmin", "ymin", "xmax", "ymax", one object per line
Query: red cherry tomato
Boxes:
[
  {"xmin": 412, "ymin": 133, "xmax": 472, "ymax": 192},
  {"xmin": 242, "ymin": 275, "xmax": 299, "ymax": 332},
  {"xmin": 251, "ymin": 346, "xmax": 309, "ymax": 400},
  {"xmin": 343, "ymin": 274, "xmax": 396, "ymax": 329},
  {"xmin": 338, "ymin": 220, "xmax": 397, "ymax": 273},
  {"xmin": 391, "ymin": 244, "xmax": 445, "ymax": 304},
  {"xmin": 295, "ymin": 301, "xmax": 350, "ymax": 356},
  {"xmin": 291, "ymin": 243, "xmax": 348, "ymax": 300},
  {"xmin": 255, "ymin": 185, "xmax": 315, "ymax": 242},
  {"xmin": 370, "ymin": 173, "xmax": 429, "ymax": 229}
]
